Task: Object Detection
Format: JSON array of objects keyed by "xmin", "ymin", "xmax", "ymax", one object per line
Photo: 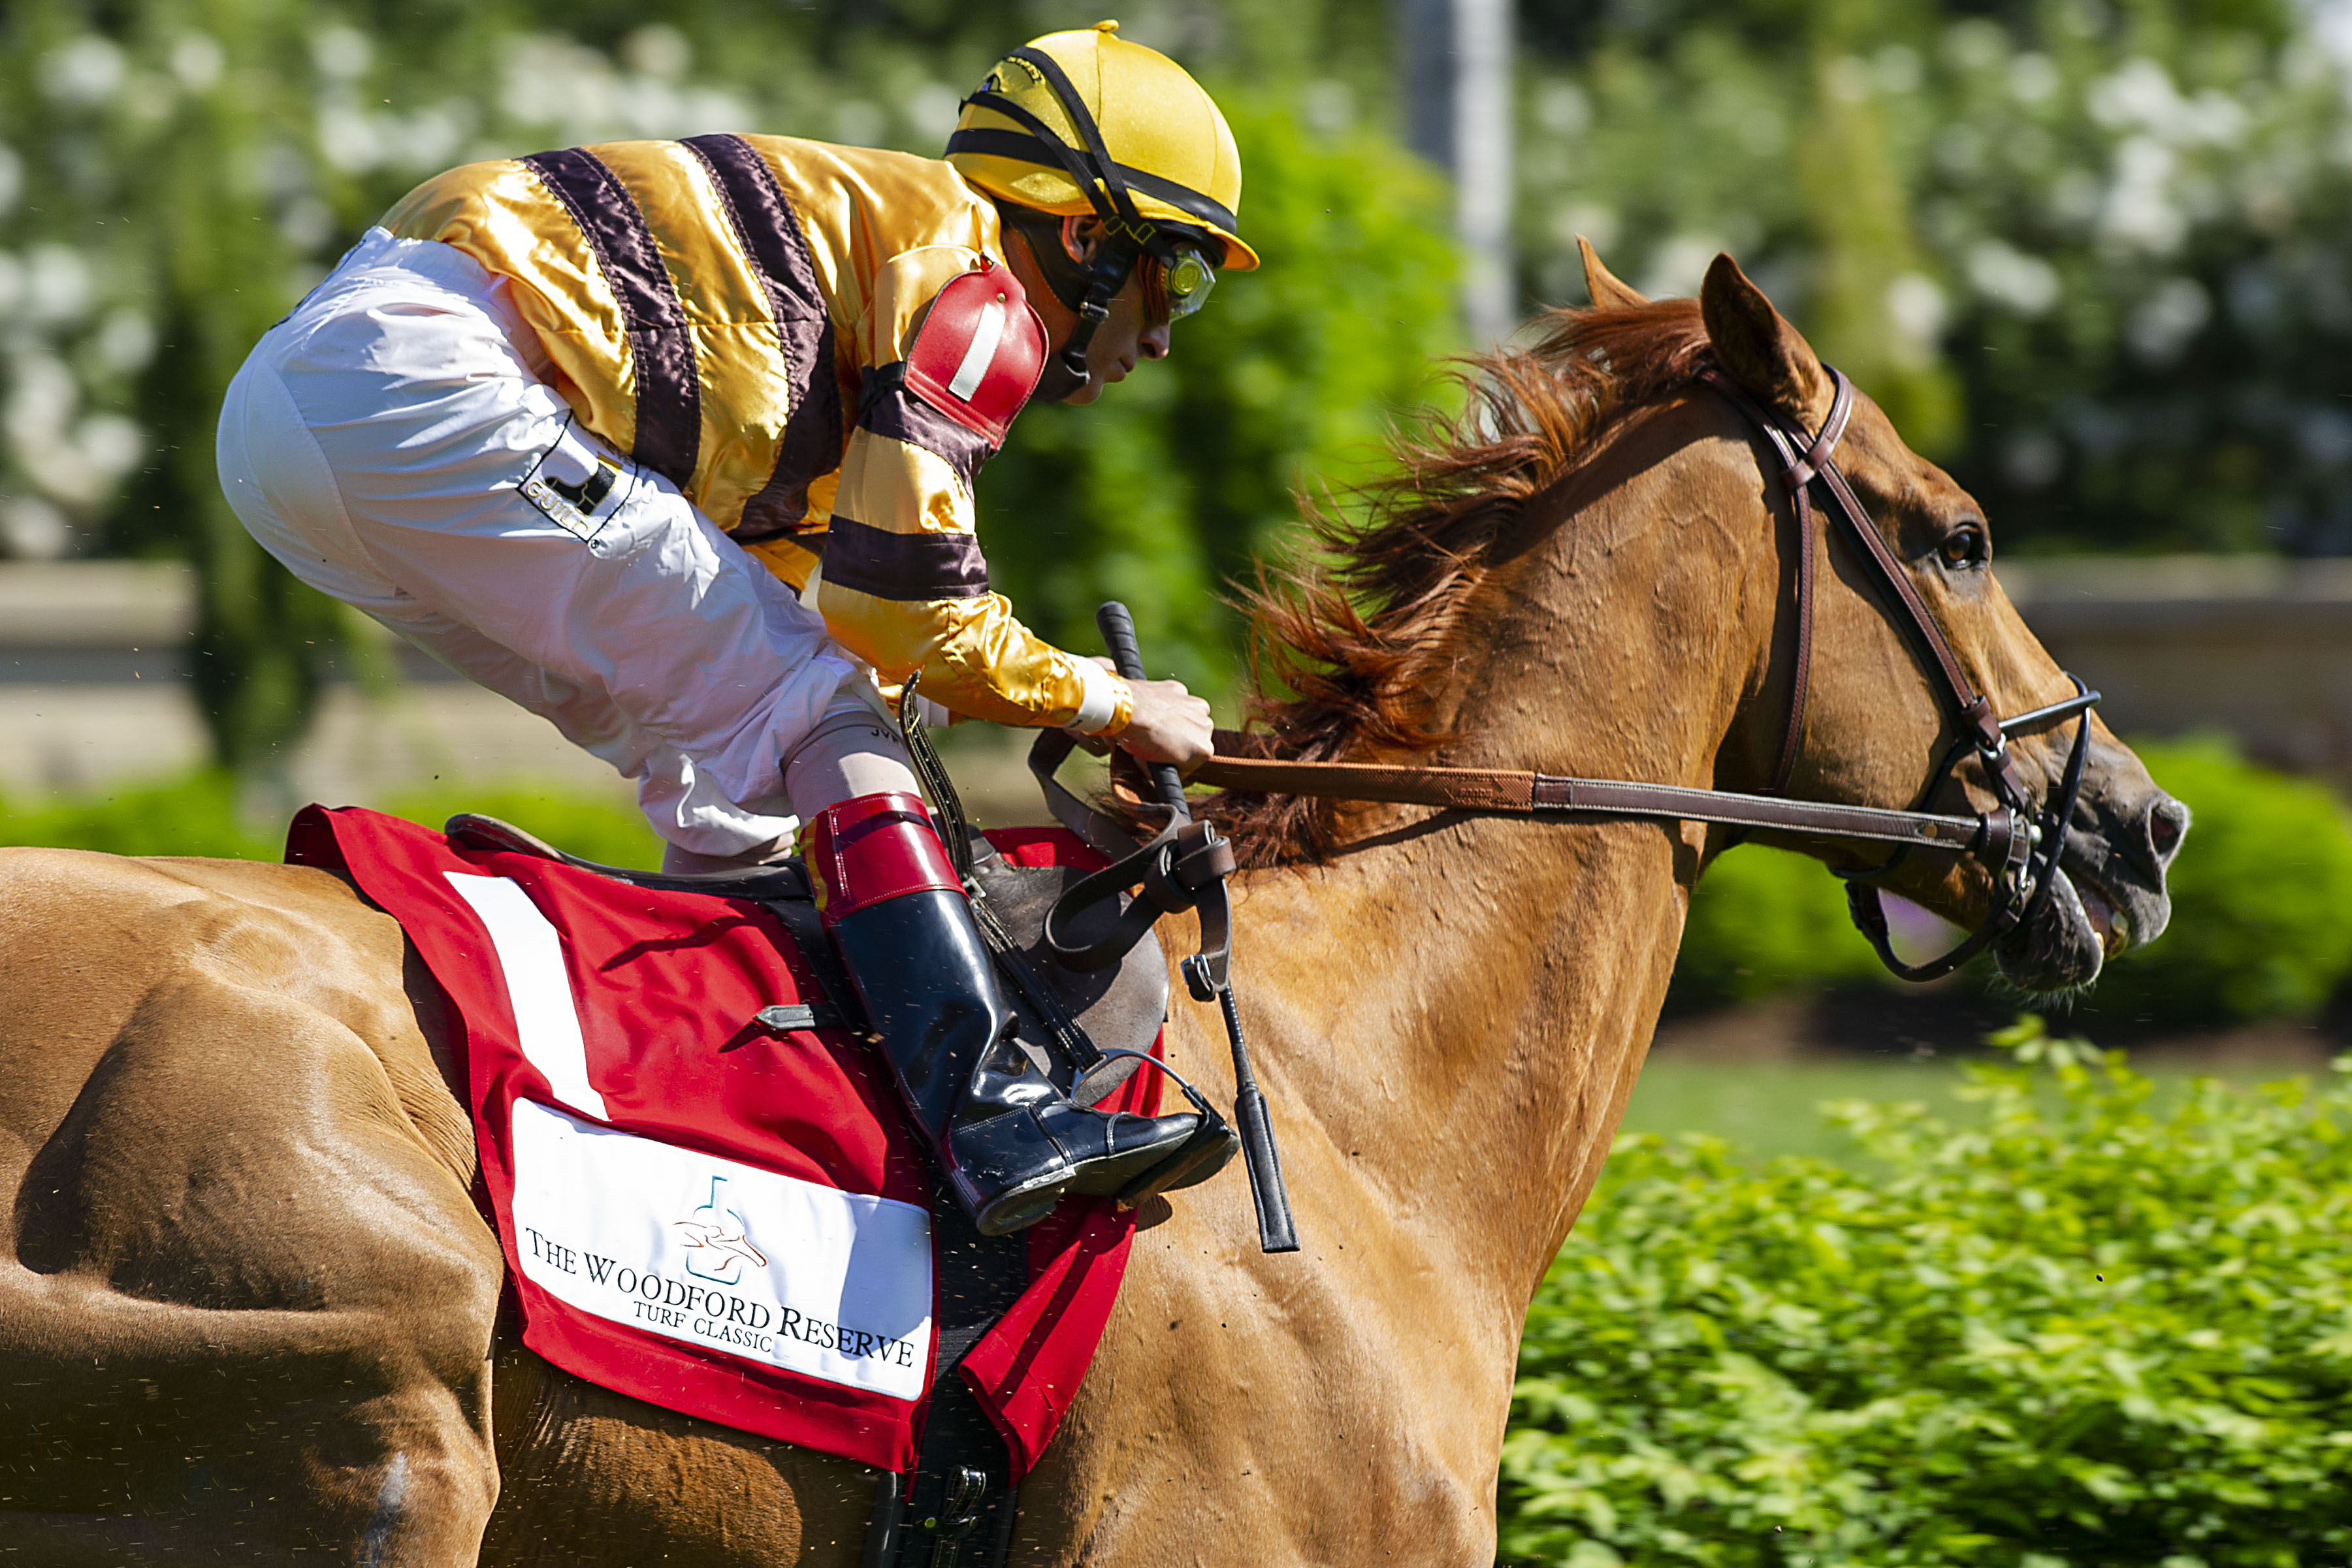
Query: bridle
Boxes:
[
  {"xmin": 1144, "ymin": 362, "xmax": 2102, "ymax": 984},
  {"xmin": 1692, "ymin": 365, "xmax": 2098, "ymax": 980}
]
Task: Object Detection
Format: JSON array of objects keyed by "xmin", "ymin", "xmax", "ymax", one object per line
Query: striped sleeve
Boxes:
[{"xmin": 814, "ymin": 248, "xmax": 1130, "ymax": 733}]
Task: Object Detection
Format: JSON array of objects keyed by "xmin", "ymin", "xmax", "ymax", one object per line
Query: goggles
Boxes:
[{"xmin": 1148, "ymin": 245, "xmax": 1218, "ymax": 321}]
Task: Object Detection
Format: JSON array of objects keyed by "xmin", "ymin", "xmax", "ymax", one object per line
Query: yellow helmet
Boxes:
[{"xmin": 946, "ymin": 22, "xmax": 1259, "ymax": 274}]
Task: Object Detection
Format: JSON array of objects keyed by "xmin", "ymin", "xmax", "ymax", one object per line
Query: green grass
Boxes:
[
  {"xmin": 1619, "ymin": 1057, "xmax": 1978, "ymax": 1164},
  {"xmin": 1620, "ymin": 1048, "xmax": 2338, "ymax": 1165}
]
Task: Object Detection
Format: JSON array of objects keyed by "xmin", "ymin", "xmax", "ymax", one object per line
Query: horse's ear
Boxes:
[
  {"xmin": 1578, "ymin": 238, "xmax": 1648, "ymax": 311},
  {"xmin": 1700, "ymin": 253, "xmax": 1835, "ymax": 428}
]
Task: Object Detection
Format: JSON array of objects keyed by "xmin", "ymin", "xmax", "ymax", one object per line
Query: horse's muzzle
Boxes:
[{"xmin": 1995, "ymin": 784, "xmax": 2187, "ymax": 993}]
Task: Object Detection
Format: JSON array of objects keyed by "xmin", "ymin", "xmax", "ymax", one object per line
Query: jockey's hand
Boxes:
[{"xmin": 1073, "ymin": 658, "xmax": 1214, "ymax": 771}]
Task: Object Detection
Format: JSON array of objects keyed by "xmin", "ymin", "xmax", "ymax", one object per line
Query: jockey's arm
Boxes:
[{"xmin": 807, "ymin": 247, "xmax": 1210, "ymax": 767}]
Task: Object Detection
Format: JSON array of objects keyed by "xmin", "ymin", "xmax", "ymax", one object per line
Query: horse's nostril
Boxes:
[{"xmin": 2146, "ymin": 795, "xmax": 2187, "ymax": 863}]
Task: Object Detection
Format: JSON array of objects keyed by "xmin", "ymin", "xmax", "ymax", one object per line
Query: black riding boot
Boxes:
[{"xmin": 806, "ymin": 793, "xmax": 1206, "ymax": 1236}]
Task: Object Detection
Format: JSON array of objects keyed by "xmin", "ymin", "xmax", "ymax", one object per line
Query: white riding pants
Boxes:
[{"xmin": 217, "ymin": 227, "xmax": 916, "ymax": 857}]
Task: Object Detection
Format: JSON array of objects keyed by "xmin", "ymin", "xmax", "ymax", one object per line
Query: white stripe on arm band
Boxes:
[
  {"xmin": 1072, "ymin": 656, "xmax": 1123, "ymax": 734},
  {"xmin": 948, "ymin": 301, "xmax": 1007, "ymax": 401}
]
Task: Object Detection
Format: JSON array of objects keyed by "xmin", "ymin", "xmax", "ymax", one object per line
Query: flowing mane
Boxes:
[{"xmin": 1204, "ymin": 297, "xmax": 1715, "ymax": 865}]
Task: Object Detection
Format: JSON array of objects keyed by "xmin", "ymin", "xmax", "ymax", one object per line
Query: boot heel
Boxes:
[{"xmin": 946, "ymin": 1110, "xmax": 1078, "ymax": 1236}]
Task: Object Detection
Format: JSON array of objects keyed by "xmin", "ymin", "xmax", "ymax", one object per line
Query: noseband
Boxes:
[{"xmin": 1051, "ymin": 364, "xmax": 2101, "ymax": 986}]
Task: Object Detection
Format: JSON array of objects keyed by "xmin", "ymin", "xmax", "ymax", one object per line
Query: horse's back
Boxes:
[{"xmin": 0, "ymin": 848, "xmax": 504, "ymax": 1563}]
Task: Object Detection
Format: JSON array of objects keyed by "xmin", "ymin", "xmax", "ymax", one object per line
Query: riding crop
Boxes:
[{"xmin": 1036, "ymin": 603, "xmax": 1299, "ymax": 1255}]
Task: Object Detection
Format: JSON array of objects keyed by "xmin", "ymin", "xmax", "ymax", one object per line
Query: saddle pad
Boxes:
[{"xmin": 287, "ymin": 805, "xmax": 1157, "ymax": 1477}]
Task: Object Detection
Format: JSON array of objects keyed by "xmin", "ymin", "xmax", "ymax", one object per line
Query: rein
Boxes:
[{"xmin": 1179, "ymin": 365, "xmax": 2102, "ymax": 984}]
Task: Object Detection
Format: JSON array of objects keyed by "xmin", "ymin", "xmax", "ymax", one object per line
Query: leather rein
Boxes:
[{"xmin": 1168, "ymin": 366, "xmax": 2102, "ymax": 984}]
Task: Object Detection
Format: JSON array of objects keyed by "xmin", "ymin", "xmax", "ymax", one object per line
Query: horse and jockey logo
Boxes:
[{"xmin": 673, "ymin": 1176, "xmax": 769, "ymax": 1286}]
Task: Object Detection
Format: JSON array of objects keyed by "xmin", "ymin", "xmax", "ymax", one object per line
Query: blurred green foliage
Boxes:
[
  {"xmin": 2091, "ymin": 736, "xmax": 2352, "ymax": 1024},
  {"xmin": 1504, "ymin": 1015, "xmax": 2352, "ymax": 1565},
  {"xmin": 0, "ymin": 770, "xmax": 662, "ymax": 867},
  {"xmin": 1669, "ymin": 735, "xmax": 2352, "ymax": 1025},
  {"xmin": 1669, "ymin": 840, "xmax": 1887, "ymax": 1012}
]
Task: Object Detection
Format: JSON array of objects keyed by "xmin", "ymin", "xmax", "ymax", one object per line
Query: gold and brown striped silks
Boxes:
[{"xmin": 381, "ymin": 135, "xmax": 1126, "ymax": 733}]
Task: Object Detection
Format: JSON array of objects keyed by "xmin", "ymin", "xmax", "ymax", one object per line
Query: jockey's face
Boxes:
[{"xmin": 1010, "ymin": 216, "xmax": 1173, "ymax": 405}]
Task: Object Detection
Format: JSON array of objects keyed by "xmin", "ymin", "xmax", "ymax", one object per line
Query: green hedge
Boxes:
[
  {"xmin": 1503, "ymin": 1016, "xmax": 2352, "ymax": 1566},
  {"xmin": 1669, "ymin": 737, "xmax": 2352, "ymax": 1025},
  {"xmin": 2089, "ymin": 739, "xmax": 2352, "ymax": 1025},
  {"xmin": 0, "ymin": 772, "xmax": 663, "ymax": 869}
]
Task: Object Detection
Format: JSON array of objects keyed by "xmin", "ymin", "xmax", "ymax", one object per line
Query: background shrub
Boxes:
[
  {"xmin": 1667, "ymin": 735, "xmax": 2352, "ymax": 1025},
  {"xmin": 1669, "ymin": 843, "xmax": 1885, "ymax": 1011},
  {"xmin": 0, "ymin": 771, "xmax": 662, "ymax": 868},
  {"xmin": 1503, "ymin": 1016, "xmax": 2352, "ymax": 1566},
  {"xmin": 2089, "ymin": 737, "xmax": 2352, "ymax": 1025}
]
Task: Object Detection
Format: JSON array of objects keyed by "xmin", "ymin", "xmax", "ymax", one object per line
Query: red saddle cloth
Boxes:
[{"xmin": 287, "ymin": 805, "xmax": 1154, "ymax": 1478}]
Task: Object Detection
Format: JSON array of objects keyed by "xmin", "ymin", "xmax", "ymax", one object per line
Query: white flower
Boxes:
[
  {"xmin": 2008, "ymin": 52, "xmax": 2060, "ymax": 104},
  {"xmin": 75, "ymin": 413, "xmax": 142, "ymax": 479},
  {"xmin": 2090, "ymin": 59, "xmax": 2183, "ymax": 133},
  {"xmin": 2127, "ymin": 277, "xmax": 2212, "ymax": 364},
  {"xmin": 1551, "ymin": 202, "xmax": 1619, "ymax": 256},
  {"xmin": 909, "ymin": 81, "xmax": 965, "ymax": 143},
  {"xmin": 312, "ymin": 26, "xmax": 372, "ymax": 82},
  {"xmin": 624, "ymin": 25, "xmax": 690, "ymax": 82},
  {"xmin": 0, "ymin": 496, "xmax": 70, "ymax": 560},
  {"xmin": 1966, "ymin": 241, "xmax": 2061, "ymax": 315},
  {"xmin": 1639, "ymin": 236, "xmax": 1727, "ymax": 301},
  {"xmin": 40, "ymin": 36, "xmax": 127, "ymax": 107},
  {"xmin": 1535, "ymin": 82, "xmax": 1590, "ymax": 138},
  {"xmin": 24, "ymin": 247, "xmax": 93, "ymax": 327},
  {"xmin": 171, "ymin": 33, "xmax": 225, "ymax": 91},
  {"xmin": 93, "ymin": 310, "xmax": 155, "ymax": 375},
  {"xmin": 1886, "ymin": 273, "xmax": 1949, "ymax": 366},
  {"xmin": 2100, "ymin": 137, "xmax": 2187, "ymax": 255},
  {"xmin": 7, "ymin": 352, "xmax": 78, "ymax": 446}
]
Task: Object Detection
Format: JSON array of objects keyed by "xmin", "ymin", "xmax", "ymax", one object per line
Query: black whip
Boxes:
[{"xmin": 1095, "ymin": 602, "xmax": 1297, "ymax": 1253}]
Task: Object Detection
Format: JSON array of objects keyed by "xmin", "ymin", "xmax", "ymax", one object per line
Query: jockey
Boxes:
[{"xmin": 214, "ymin": 22, "xmax": 1255, "ymax": 1234}]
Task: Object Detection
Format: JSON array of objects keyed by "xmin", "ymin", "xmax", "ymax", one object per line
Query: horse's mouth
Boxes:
[
  {"xmin": 1995, "ymin": 866, "xmax": 2124, "ymax": 993},
  {"xmin": 2074, "ymin": 875, "xmax": 2130, "ymax": 959}
]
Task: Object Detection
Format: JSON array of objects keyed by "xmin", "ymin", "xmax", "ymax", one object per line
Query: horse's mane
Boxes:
[{"xmin": 1203, "ymin": 296, "xmax": 1715, "ymax": 865}]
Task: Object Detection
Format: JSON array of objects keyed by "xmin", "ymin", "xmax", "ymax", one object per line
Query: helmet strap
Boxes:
[{"xmin": 1000, "ymin": 205, "xmax": 1142, "ymax": 396}]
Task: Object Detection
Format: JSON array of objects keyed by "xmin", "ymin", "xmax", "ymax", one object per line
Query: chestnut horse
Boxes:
[{"xmin": 0, "ymin": 254, "xmax": 2183, "ymax": 1564}]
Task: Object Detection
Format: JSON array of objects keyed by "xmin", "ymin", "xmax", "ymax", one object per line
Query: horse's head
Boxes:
[
  {"xmin": 1603, "ymin": 244, "xmax": 2185, "ymax": 993},
  {"xmin": 1222, "ymin": 244, "xmax": 2182, "ymax": 997}
]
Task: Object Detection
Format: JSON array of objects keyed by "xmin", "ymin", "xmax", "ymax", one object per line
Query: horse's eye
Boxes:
[{"xmin": 1939, "ymin": 525, "xmax": 1988, "ymax": 569}]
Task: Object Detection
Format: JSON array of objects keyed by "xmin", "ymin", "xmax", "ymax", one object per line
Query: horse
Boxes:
[{"xmin": 0, "ymin": 251, "xmax": 2184, "ymax": 1564}]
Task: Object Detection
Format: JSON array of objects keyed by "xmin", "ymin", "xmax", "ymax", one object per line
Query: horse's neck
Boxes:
[{"xmin": 1231, "ymin": 425, "xmax": 1775, "ymax": 1297}]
